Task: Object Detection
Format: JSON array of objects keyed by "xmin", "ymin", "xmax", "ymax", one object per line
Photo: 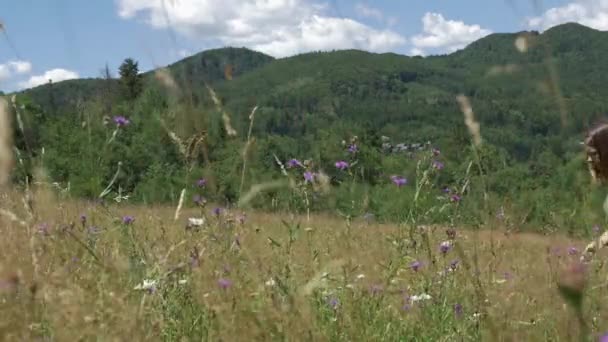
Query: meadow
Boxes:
[
  {"xmin": 0, "ymin": 169, "xmax": 607, "ymax": 341},
  {"xmin": 2, "ymin": 18, "xmax": 608, "ymax": 341}
]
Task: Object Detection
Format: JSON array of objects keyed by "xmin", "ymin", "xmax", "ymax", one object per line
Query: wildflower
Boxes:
[
  {"xmin": 432, "ymin": 160, "xmax": 444, "ymax": 170},
  {"xmin": 37, "ymin": 223, "xmax": 50, "ymax": 236},
  {"xmin": 113, "ymin": 115, "xmax": 130, "ymax": 127},
  {"xmin": 327, "ymin": 296, "xmax": 339, "ymax": 310},
  {"xmin": 286, "ymin": 159, "xmax": 303, "ymax": 168},
  {"xmin": 218, "ymin": 278, "xmax": 232, "ymax": 290},
  {"xmin": 599, "ymin": 333, "xmax": 608, "ymax": 342},
  {"xmin": 410, "ymin": 293, "xmax": 431, "ymax": 302},
  {"xmin": 557, "ymin": 261, "xmax": 587, "ymax": 310},
  {"xmin": 410, "ymin": 260, "xmax": 422, "ymax": 272},
  {"xmin": 450, "ymin": 259, "xmax": 459, "ymax": 270},
  {"xmin": 348, "ymin": 144, "xmax": 358, "ymax": 153},
  {"xmin": 440, "ymin": 241, "xmax": 452, "ymax": 255},
  {"xmin": 212, "ymin": 207, "xmax": 222, "ymax": 216},
  {"xmin": 568, "ymin": 247, "xmax": 579, "ymax": 256},
  {"xmin": 442, "ymin": 187, "xmax": 451, "ymax": 194},
  {"xmin": 193, "ymin": 195, "xmax": 206, "ymax": 206},
  {"xmin": 450, "ymin": 194, "xmax": 461, "ymax": 203},
  {"xmin": 454, "ymin": 303, "xmax": 463, "ymax": 317},
  {"xmin": 390, "ymin": 175, "xmax": 407, "ymax": 187},
  {"xmin": 122, "ymin": 215, "xmax": 134, "ymax": 225},
  {"xmin": 303, "ymin": 171, "xmax": 315, "ymax": 183},
  {"xmin": 446, "ymin": 227, "xmax": 457, "ymax": 240},
  {"xmin": 134, "ymin": 279, "xmax": 157, "ymax": 292},
  {"xmin": 335, "ymin": 160, "xmax": 349, "ymax": 170},
  {"xmin": 369, "ymin": 284, "xmax": 383, "ymax": 296},
  {"xmin": 79, "ymin": 214, "xmax": 87, "ymax": 226},
  {"xmin": 196, "ymin": 178, "xmax": 207, "ymax": 187}
]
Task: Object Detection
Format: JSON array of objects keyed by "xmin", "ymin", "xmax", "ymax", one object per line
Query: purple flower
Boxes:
[
  {"xmin": 113, "ymin": 115, "xmax": 130, "ymax": 127},
  {"xmin": 390, "ymin": 175, "xmax": 407, "ymax": 187},
  {"xmin": 450, "ymin": 259, "xmax": 459, "ymax": 270},
  {"xmin": 568, "ymin": 247, "xmax": 579, "ymax": 256},
  {"xmin": 327, "ymin": 297, "xmax": 339, "ymax": 310},
  {"xmin": 450, "ymin": 194, "xmax": 461, "ymax": 203},
  {"xmin": 122, "ymin": 216, "xmax": 134, "ymax": 225},
  {"xmin": 196, "ymin": 178, "xmax": 207, "ymax": 188},
  {"xmin": 348, "ymin": 144, "xmax": 358, "ymax": 153},
  {"xmin": 432, "ymin": 160, "xmax": 444, "ymax": 170},
  {"xmin": 369, "ymin": 284, "xmax": 383, "ymax": 296},
  {"xmin": 79, "ymin": 214, "xmax": 87, "ymax": 226},
  {"xmin": 218, "ymin": 278, "xmax": 232, "ymax": 290},
  {"xmin": 335, "ymin": 161, "xmax": 349, "ymax": 170},
  {"xmin": 37, "ymin": 223, "xmax": 50, "ymax": 236},
  {"xmin": 287, "ymin": 159, "xmax": 303, "ymax": 168},
  {"xmin": 193, "ymin": 195, "xmax": 206, "ymax": 206},
  {"xmin": 454, "ymin": 303, "xmax": 463, "ymax": 317},
  {"xmin": 410, "ymin": 260, "xmax": 422, "ymax": 272},
  {"xmin": 212, "ymin": 207, "xmax": 223, "ymax": 216},
  {"xmin": 442, "ymin": 187, "xmax": 451, "ymax": 194},
  {"xmin": 446, "ymin": 227, "xmax": 457, "ymax": 240},
  {"xmin": 303, "ymin": 171, "xmax": 315, "ymax": 183},
  {"xmin": 599, "ymin": 333, "xmax": 608, "ymax": 342},
  {"xmin": 440, "ymin": 241, "xmax": 451, "ymax": 255}
]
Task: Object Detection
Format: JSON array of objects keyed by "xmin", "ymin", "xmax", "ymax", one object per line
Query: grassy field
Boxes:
[{"xmin": 0, "ymin": 184, "xmax": 606, "ymax": 341}]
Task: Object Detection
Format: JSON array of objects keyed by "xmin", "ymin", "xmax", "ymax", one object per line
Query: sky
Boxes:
[{"xmin": 0, "ymin": 0, "xmax": 606, "ymax": 92}]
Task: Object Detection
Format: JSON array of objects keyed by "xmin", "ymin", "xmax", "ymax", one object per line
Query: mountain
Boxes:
[{"xmin": 7, "ymin": 22, "xmax": 608, "ymax": 231}]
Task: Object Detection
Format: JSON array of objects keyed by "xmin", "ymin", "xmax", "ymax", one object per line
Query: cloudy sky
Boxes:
[{"xmin": 0, "ymin": 0, "xmax": 606, "ymax": 92}]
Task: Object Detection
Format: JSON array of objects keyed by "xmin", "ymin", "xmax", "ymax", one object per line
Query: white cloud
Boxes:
[
  {"xmin": 8, "ymin": 61, "xmax": 32, "ymax": 74},
  {"xmin": 526, "ymin": 0, "xmax": 608, "ymax": 31},
  {"xmin": 116, "ymin": 0, "xmax": 405, "ymax": 57},
  {"xmin": 410, "ymin": 12, "xmax": 492, "ymax": 56},
  {"xmin": 0, "ymin": 60, "xmax": 32, "ymax": 81},
  {"xmin": 20, "ymin": 68, "xmax": 79, "ymax": 89},
  {"xmin": 355, "ymin": 3, "xmax": 383, "ymax": 21}
]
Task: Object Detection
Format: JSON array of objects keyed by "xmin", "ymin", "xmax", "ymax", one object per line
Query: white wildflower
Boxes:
[{"xmin": 133, "ymin": 279, "xmax": 157, "ymax": 291}]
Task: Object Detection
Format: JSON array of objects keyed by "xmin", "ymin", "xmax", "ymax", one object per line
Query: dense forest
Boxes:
[{"xmin": 5, "ymin": 22, "xmax": 608, "ymax": 234}]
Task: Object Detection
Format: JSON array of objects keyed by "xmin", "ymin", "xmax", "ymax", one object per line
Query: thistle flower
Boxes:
[
  {"xmin": 432, "ymin": 160, "xmax": 444, "ymax": 170},
  {"xmin": 193, "ymin": 195, "xmax": 206, "ymax": 206},
  {"xmin": 335, "ymin": 161, "xmax": 349, "ymax": 170},
  {"xmin": 122, "ymin": 215, "xmax": 134, "ymax": 225},
  {"xmin": 454, "ymin": 303, "xmax": 463, "ymax": 317},
  {"xmin": 196, "ymin": 178, "xmax": 207, "ymax": 187},
  {"xmin": 113, "ymin": 115, "xmax": 130, "ymax": 127},
  {"xmin": 440, "ymin": 241, "xmax": 452, "ymax": 255},
  {"xmin": 410, "ymin": 260, "xmax": 422, "ymax": 272},
  {"xmin": 450, "ymin": 194, "xmax": 461, "ymax": 203},
  {"xmin": 450, "ymin": 259, "xmax": 459, "ymax": 270},
  {"xmin": 218, "ymin": 278, "xmax": 232, "ymax": 289},
  {"xmin": 37, "ymin": 223, "xmax": 50, "ymax": 236},
  {"xmin": 390, "ymin": 175, "xmax": 407, "ymax": 187},
  {"xmin": 348, "ymin": 144, "xmax": 358, "ymax": 153},
  {"xmin": 327, "ymin": 296, "xmax": 339, "ymax": 309},
  {"xmin": 212, "ymin": 207, "xmax": 223, "ymax": 216},
  {"xmin": 303, "ymin": 171, "xmax": 315, "ymax": 183},
  {"xmin": 287, "ymin": 159, "xmax": 303, "ymax": 168}
]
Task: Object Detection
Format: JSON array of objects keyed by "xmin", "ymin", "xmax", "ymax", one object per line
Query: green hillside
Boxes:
[{"xmin": 7, "ymin": 22, "xmax": 608, "ymax": 233}]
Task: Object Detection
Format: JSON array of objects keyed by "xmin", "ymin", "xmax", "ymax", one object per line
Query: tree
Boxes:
[{"xmin": 118, "ymin": 58, "xmax": 143, "ymax": 101}]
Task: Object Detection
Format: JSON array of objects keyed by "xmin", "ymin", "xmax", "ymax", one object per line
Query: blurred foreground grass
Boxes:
[{"xmin": 0, "ymin": 188, "xmax": 607, "ymax": 341}]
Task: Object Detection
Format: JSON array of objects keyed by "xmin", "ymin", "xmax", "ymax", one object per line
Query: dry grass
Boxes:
[{"xmin": 0, "ymin": 188, "xmax": 605, "ymax": 341}]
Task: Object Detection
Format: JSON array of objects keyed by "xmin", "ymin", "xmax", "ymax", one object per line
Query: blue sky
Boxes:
[{"xmin": 0, "ymin": 0, "xmax": 604, "ymax": 92}]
